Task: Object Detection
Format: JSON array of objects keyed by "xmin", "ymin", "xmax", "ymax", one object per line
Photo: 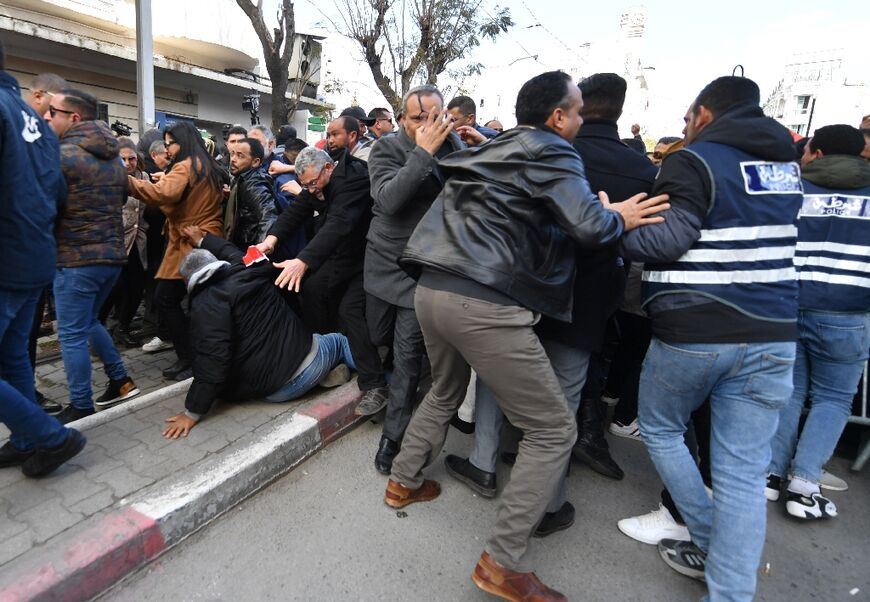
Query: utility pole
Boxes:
[{"xmin": 135, "ymin": 0, "xmax": 155, "ymax": 135}]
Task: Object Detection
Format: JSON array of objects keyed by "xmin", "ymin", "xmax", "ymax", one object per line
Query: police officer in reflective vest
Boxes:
[
  {"xmin": 620, "ymin": 76, "xmax": 803, "ymax": 601},
  {"xmin": 767, "ymin": 124, "xmax": 870, "ymax": 520}
]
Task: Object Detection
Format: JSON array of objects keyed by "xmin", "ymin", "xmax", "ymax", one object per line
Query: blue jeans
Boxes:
[
  {"xmin": 638, "ymin": 338, "xmax": 795, "ymax": 602},
  {"xmin": 54, "ymin": 266, "xmax": 128, "ymax": 410},
  {"xmin": 265, "ymin": 333, "xmax": 356, "ymax": 402},
  {"xmin": 769, "ymin": 310, "xmax": 870, "ymax": 483},
  {"xmin": 0, "ymin": 287, "xmax": 69, "ymax": 451},
  {"xmin": 469, "ymin": 338, "xmax": 591, "ymax": 513}
]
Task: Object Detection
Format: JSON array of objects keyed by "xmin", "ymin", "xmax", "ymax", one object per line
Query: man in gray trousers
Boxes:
[
  {"xmin": 357, "ymin": 84, "xmax": 464, "ymax": 475},
  {"xmin": 381, "ymin": 70, "xmax": 670, "ymax": 601}
]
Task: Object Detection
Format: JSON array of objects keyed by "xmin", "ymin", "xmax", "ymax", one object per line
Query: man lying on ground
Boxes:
[{"xmin": 162, "ymin": 226, "xmax": 356, "ymax": 439}]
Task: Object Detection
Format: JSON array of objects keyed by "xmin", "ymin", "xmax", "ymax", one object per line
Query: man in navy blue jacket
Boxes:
[{"xmin": 0, "ymin": 40, "xmax": 86, "ymax": 477}]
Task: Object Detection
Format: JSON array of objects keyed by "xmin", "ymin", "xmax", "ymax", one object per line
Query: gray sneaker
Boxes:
[
  {"xmin": 355, "ymin": 386, "xmax": 389, "ymax": 416},
  {"xmin": 658, "ymin": 538, "xmax": 706, "ymax": 581}
]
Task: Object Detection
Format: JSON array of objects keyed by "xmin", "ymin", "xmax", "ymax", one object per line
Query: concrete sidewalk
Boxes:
[{"xmin": 0, "ymin": 368, "xmax": 365, "ymax": 602}]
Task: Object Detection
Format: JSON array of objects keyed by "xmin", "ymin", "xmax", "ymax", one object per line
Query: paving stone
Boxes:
[
  {"xmin": 111, "ymin": 414, "xmax": 153, "ymax": 436},
  {"xmin": 67, "ymin": 487, "xmax": 115, "ymax": 516},
  {"xmin": 67, "ymin": 447, "xmax": 125, "ymax": 477},
  {"xmin": 43, "ymin": 473, "xmax": 108, "ymax": 506},
  {"xmin": 0, "ymin": 513, "xmax": 27, "ymax": 540},
  {"xmin": 1, "ymin": 480, "xmax": 62, "ymax": 516},
  {"xmin": 0, "ymin": 466, "xmax": 26, "ymax": 489},
  {"xmin": 136, "ymin": 457, "xmax": 184, "ymax": 480},
  {"xmin": 193, "ymin": 434, "xmax": 232, "ymax": 454},
  {"xmin": 93, "ymin": 466, "xmax": 155, "ymax": 498},
  {"xmin": 0, "ymin": 530, "xmax": 33, "ymax": 565},
  {"xmin": 17, "ymin": 498, "xmax": 82, "ymax": 544},
  {"xmin": 115, "ymin": 445, "xmax": 170, "ymax": 474},
  {"xmin": 206, "ymin": 416, "xmax": 257, "ymax": 442},
  {"xmin": 87, "ymin": 428, "xmax": 143, "ymax": 454}
]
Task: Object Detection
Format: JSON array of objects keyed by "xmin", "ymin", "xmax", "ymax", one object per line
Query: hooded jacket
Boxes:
[
  {"xmin": 400, "ymin": 126, "xmax": 625, "ymax": 322},
  {"xmin": 184, "ymin": 234, "xmax": 314, "ymax": 415},
  {"xmin": 0, "ymin": 71, "xmax": 65, "ymax": 291},
  {"xmin": 620, "ymin": 103, "xmax": 799, "ymax": 343},
  {"xmin": 56, "ymin": 120, "xmax": 127, "ymax": 268}
]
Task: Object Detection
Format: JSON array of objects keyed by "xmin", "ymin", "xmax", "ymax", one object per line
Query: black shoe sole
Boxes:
[
  {"xmin": 444, "ymin": 458, "xmax": 497, "ymax": 498},
  {"xmin": 22, "ymin": 430, "xmax": 87, "ymax": 477},
  {"xmin": 533, "ymin": 515, "xmax": 575, "ymax": 538}
]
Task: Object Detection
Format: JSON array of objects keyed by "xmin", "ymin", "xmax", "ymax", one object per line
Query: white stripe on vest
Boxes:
[
  {"xmin": 795, "ymin": 241, "xmax": 870, "ymax": 258},
  {"xmin": 793, "ymin": 256, "xmax": 870, "ymax": 273},
  {"xmin": 698, "ymin": 225, "xmax": 797, "ymax": 242},
  {"xmin": 643, "ymin": 267, "xmax": 796, "ymax": 285},
  {"xmin": 678, "ymin": 246, "xmax": 795, "ymax": 263},
  {"xmin": 797, "ymin": 271, "xmax": 870, "ymax": 288}
]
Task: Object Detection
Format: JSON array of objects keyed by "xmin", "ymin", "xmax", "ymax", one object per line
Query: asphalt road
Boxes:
[{"xmin": 103, "ymin": 419, "xmax": 869, "ymax": 602}]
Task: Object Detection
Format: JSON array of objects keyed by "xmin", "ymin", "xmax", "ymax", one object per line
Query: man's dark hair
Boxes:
[
  {"xmin": 447, "ymin": 95, "xmax": 476, "ymax": 117},
  {"xmin": 368, "ymin": 107, "xmax": 391, "ymax": 120},
  {"xmin": 516, "ymin": 71, "xmax": 574, "ymax": 127},
  {"xmin": 276, "ymin": 124, "xmax": 297, "ymax": 146},
  {"xmin": 693, "ymin": 76, "xmax": 760, "ymax": 117},
  {"xmin": 238, "ymin": 137, "xmax": 265, "ymax": 161},
  {"xmin": 32, "ymin": 73, "xmax": 67, "ymax": 94},
  {"xmin": 578, "ymin": 73, "xmax": 626, "ymax": 121},
  {"xmin": 284, "ymin": 138, "xmax": 308, "ymax": 154},
  {"xmin": 227, "ymin": 125, "xmax": 247, "ymax": 138},
  {"xmin": 808, "ymin": 124, "xmax": 866, "ymax": 156},
  {"xmin": 339, "ymin": 116, "xmax": 360, "ymax": 138},
  {"xmin": 58, "ymin": 87, "xmax": 98, "ymax": 120},
  {"xmin": 657, "ymin": 136, "xmax": 681, "ymax": 146}
]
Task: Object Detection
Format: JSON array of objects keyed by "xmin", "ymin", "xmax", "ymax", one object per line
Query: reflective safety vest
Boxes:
[
  {"xmin": 642, "ymin": 141, "xmax": 803, "ymax": 323},
  {"xmin": 795, "ymin": 180, "xmax": 870, "ymax": 312}
]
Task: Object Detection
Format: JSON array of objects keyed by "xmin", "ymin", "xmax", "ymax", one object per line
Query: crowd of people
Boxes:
[{"xmin": 2, "ymin": 34, "xmax": 869, "ymax": 601}]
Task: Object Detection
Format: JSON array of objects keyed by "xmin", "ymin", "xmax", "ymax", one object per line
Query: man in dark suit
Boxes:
[{"xmin": 258, "ymin": 147, "xmax": 388, "ymax": 408}]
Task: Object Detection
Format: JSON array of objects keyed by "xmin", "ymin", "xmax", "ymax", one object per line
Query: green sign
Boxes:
[
  {"xmin": 307, "ymin": 124, "xmax": 326, "ymax": 132},
  {"xmin": 308, "ymin": 116, "xmax": 326, "ymax": 125}
]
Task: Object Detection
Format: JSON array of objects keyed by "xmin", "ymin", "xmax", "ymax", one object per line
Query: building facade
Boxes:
[{"xmin": 0, "ymin": 0, "xmax": 329, "ymax": 142}]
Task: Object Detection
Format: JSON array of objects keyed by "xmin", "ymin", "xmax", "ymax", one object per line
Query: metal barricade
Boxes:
[{"xmin": 848, "ymin": 361, "xmax": 869, "ymax": 471}]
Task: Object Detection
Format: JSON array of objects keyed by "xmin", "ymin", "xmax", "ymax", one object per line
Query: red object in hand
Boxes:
[{"xmin": 243, "ymin": 246, "xmax": 268, "ymax": 267}]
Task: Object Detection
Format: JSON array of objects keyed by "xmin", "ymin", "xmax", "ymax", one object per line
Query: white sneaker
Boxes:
[
  {"xmin": 617, "ymin": 504, "xmax": 690, "ymax": 545},
  {"xmin": 142, "ymin": 336, "xmax": 173, "ymax": 353},
  {"xmin": 609, "ymin": 418, "xmax": 642, "ymax": 441},
  {"xmin": 820, "ymin": 469, "xmax": 848, "ymax": 492},
  {"xmin": 785, "ymin": 490, "xmax": 838, "ymax": 520}
]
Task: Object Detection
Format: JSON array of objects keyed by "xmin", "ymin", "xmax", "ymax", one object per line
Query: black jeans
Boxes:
[
  {"xmin": 301, "ymin": 270, "xmax": 385, "ymax": 391},
  {"xmin": 28, "ymin": 287, "xmax": 49, "ymax": 369},
  {"xmin": 99, "ymin": 246, "xmax": 146, "ymax": 328},
  {"xmin": 154, "ymin": 279, "xmax": 190, "ymax": 363},
  {"xmin": 610, "ymin": 311, "xmax": 653, "ymax": 424}
]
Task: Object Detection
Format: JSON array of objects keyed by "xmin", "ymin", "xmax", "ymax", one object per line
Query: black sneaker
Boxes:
[
  {"xmin": 785, "ymin": 490, "xmax": 838, "ymax": 520},
  {"xmin": 354, "ymin": 386, "xmax": 390, "ymax": 416},
  {"xmin": 658, "ymin": 538, "xmax": 706, "ymax": 581},
  {"xmin": 21, "ymin": 429, "xmax": 86, "ymax": 477},
  {"xmin": 0, "ymin": 441, "xmax": 34, "ymax": 468},
  {"xmin": 95, "ymin": 377, "xmax": 140, "ymax": 408},
  {"xmin": 534, "ymin": 502, "xmax": 575, "ymax": 538},
  {"xmin": 764, "ymin": 473, "xmax": 783, "ymax": 502},
  {"xmin": 112, "ymin": 325, "xmax": 141, "ymax": 348},
  {"xmin": 36, "ymin": 390, "xmax": 63, "ymax": 415},
  {"xmin": 56, "ymin": 405, "xmax": 95, "ymax": 425},
  {"xmin": 162, "ymin": 360, "xmax": 191, "ymax": 380},
  {"xmin": 444, "ymin": 454, "xmax": 497, "ymax": 498}
]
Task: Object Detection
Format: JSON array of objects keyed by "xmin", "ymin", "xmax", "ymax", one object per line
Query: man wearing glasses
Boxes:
[
  {"xmin": 257, "ymin": 146, "xmax": 389, "ymax": 412},
  {"xmin": 45, "ymin": 88, "xmax": 140, "ymax": 423},
  {"xmin": 365, "ymin": 107, "xmax": 395, "ymax": 142}
]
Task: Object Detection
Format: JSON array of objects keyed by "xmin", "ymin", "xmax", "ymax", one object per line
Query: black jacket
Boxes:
[
  {"xmin": 401, "ymin": 126, "xmax": 625, "ymax": 321},
  {"xmin": 364, "ymin": 128, "xmax": 464, "ymax": 307},
  {"xmin": 269, "ymin": 150, "xmax": 373, "ymax": 284},
  {"xmin": 536, "ymin": 120, "xmax": 657, "ymax": 350},
  {"xmin": 184, "ymin": 234, "xmax": 313, "ymax": 415},
  {"xmin": 620, "ymin": 103, "xmax": 798, "ymax": 343},
  {"xmin": 229, "ymin": 167, "xmax": 278, "ymax": 250}
]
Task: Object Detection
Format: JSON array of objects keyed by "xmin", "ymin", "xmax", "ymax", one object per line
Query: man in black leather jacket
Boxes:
[
  {"xmin": 383, "ymin": 70, "xmax": 670, "ymax": 602},
  {"xmin": 226, "ymin": 137, "xmax": 278, "ymax": 251}
]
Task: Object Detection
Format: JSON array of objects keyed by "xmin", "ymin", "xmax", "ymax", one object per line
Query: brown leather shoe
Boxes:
[
  {"xmin": 384, "ymin": 478, "xmax": 441, "ymax": 508},
  {"xmin": 471, "ymin": 551, "xmax": 567, "ymax": 602}
]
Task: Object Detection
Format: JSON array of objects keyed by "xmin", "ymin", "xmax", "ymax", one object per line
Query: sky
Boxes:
[{"xmin": 289, "ymin": 0, "xmax": 869, "ymax": 138}]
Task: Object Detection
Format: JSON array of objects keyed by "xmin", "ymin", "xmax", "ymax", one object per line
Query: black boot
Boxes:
[
  {"xmin": 573, "ymin": 397, "xmax": 624, "ymax": 480},
  {"xmin": 162, "ymin": 359, "xmax": 191, "ymax": 380},
  {"xmin": 374, "ymin": 435, "xmax": 399, "ymax": 475}
]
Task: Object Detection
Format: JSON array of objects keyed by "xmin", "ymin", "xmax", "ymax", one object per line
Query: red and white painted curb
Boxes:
[{"xmin": 0, "ymin": 383, "xmax": 363, "ymax": 602}]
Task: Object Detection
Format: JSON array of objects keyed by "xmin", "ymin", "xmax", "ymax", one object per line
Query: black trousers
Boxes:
[
  {"xmin": 28, "ymin": 287, "xmax": 50, "ymax": 369},
  {"xmin": 99, "ymin": 246, "xmax": 146, "ymax": 328},
  {"xmin": 301, "ymin": 270, "xmax": 385, "ymax": 391},
  {"xmin": 154, "ymin": 279, "xmax": 190, "ymax": 363},
  {"xmin": 610, "ymin": 311, "xmax": 653, "ymax": 424}
]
